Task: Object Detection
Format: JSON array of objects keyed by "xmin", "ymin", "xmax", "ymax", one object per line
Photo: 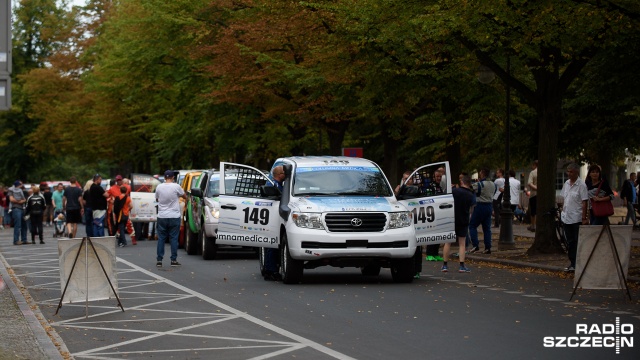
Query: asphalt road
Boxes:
[{"xmin": 1, "ymin": 229, "xmax": 639, "ymax": 360}]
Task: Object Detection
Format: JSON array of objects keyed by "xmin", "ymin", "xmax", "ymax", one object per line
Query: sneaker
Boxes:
[
  {"xmin": 459, "ymin": 266, "xmax": 471, "ymax": 273},
  {"xmin": 434, "ymin": 256, "xmax": 444, "ymax": 261},
  {"xmin": 483, "ymin": 249, "xmax": 491, "ymax": 254},
  {"xmin": 440, "ymin": 265, "xmax": 448, "ymax": 272},
  {"xmin": 469, "ymin": 246, "xmax": 480, "ymax": 253},
  {"xmin": 156, "ymin": 261, "xmax": 162, "ymax": 267},
  {"xmin": 564, "ymin": 265, "xmax": 575, "ymax": 272},
  {"xmin": 171, "ymin": 260, "xmax": 181, "ymax": 267},
  {"xmin": 118, "ymin": 243, "xmax": 125, "ymax": 248},
  {"xmin": 426, "ymin": 255, "xmax": 437, "ymax": 261},
  {"xmin": 414, "ymin": 272, "xmax": 421, "ymax": 279}
]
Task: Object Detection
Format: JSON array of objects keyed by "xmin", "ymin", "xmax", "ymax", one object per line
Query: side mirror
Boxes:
[
  {"xmin": 260, "ymin": 185, "xmax": 281, "ymax": 199},
  {"xmin": 191, "ymin": 188, "xmax": 203, "ymax": 198}
]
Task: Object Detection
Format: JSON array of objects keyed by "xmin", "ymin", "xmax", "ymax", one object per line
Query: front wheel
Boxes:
[
  {"xmin": 391, "ymin": 258, "xmax": 414, "ymax": 283},
  {"xmin": 279, "ymin": 233, "xmax": 303, "ymax": 284},
  {"xmin": 202, "ymin": 234, "xmax": 217, "ymax": 260}
]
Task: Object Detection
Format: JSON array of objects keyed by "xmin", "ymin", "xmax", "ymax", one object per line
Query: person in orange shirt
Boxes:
[{"xmin": 114, "ymin": 185, "xmax": 132, "ymax": 247}]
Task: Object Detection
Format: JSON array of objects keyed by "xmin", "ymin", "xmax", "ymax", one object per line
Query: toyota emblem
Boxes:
[{"xmin": 351, "ymin": 218, "xmax": 363, "ymax": 227}]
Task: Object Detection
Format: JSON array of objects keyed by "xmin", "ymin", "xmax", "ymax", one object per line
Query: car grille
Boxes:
[{"xmin": 324, "ymin": 213, "xmax": 387, "ymax": 232}]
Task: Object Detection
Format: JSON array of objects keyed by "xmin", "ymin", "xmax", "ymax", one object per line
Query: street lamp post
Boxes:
[{"xmin": 477, "ymin": 58, "xmax": 515, "ymax": 249}]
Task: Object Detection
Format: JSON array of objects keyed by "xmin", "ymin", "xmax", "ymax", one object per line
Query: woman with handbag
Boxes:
[{"xmin": 585, "ymin": 164, "xmax": 614, "ymax": 225}]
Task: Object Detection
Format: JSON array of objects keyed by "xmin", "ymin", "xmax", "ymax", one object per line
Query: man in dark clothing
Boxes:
[
  {"xmin": 63, "ymin": 176, "xmax": 84, "ymax": 238},
  {"xmin": 621, "ymin": 172, "xmax": 637, "ymax": 227},
  {"xmin": 89, "ymin": 174, "xmax": 108, "ymax": 237},
  {"xmin": 263, "ymin": 166, "xmax": 285, "ymax": 281},
  {"xmin": 41, "ymin": 183, "xmax": 53, "ymax": 227},
  {"xmin": 442, "ymin": 174, "xmax": 476, "ymax": 273}
]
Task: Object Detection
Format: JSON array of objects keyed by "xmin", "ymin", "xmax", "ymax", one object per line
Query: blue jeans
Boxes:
[
  {"xmin": 624, "ymin": 202, "xmax": 637, "ymax": 226},
  {"xmin": 117, "ymin": 216, "xmax": 129, "ymax": 246},
  {"xmin": 564, "ymin": 222, "xmax": 581, "ymax": 267},
  {"xmin": 157, "ymin": 217, "xmax": 180, "ymax": 261},
  {"xmin": 469, "ymin": 202, "xmax": 493, "ymax": 250},
  {"xmin": 264, "ymin": 248, "xmax": 279, "ymax": 273},
  {"xmin": 85, "ymin": 206, "xmax": 94, "ymax": 237},
  {"xmin": 93, "ymin": 213, "xmax": 105, "ymax": 237},
  {"xmin": 11, "ymin": 208, "xmax": 27, "ymax": 244}
]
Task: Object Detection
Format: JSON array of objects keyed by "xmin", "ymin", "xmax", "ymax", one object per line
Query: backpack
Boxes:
[
  {"xmin": 29, "ymin": 195, "xmax": 45, "ymax": 215},
  {"xmin": 113, "ymin": 195, "xmax": 127, "ymax": 222}
]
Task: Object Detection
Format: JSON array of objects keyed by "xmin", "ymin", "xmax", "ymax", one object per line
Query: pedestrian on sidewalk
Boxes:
[
  {"xmin": 442, "ymin": 174, "xmax": 476, "ymax": 273},
  {"xmin": 114, "ymin": 186, "xmax": 132, "ymax": 247},
  {"xmin": 8, "ymin": 180, "xmax": 28, "ymax": 245},
  {"xmin": 585, "ymin": 164, "xmax": 614, "ymax": 225},
  {"xmin": 493, "ymin": 169, "xmax": 505, "ymax": 228},
  {"xmin": 63, "ymin": 176, "xmax": 84, "ymax": 238},
  {"xmin": 0, "ymin": 186, "xmax": 5, "ymax": 230},
  {"xmin": 88, "ymin": 175, "xmax": 108, "ymax": 237},
  {"xmin": 620, "ymin": 172, "xmax": 637, "ymax": 227},
  {"xmin": 155, "ymin": 170, "xmax": 186, "ymax": 267},
  {"xmin": 82, "ymin": 180, "xmax": 94, "ymax": 237},
  {"xmin": 468, "ymin": 168, "xmax": 495, "ymax": 254},
  {"xmin": 560, "ymin": 163, "xmax": 589, "ymax": 272},
  {"xmin": 41, "ymin": 183, "xmax": 53, "ymax": 227},
  {"xmin": 527, "ymin": 160, "xmax": 538, "ymax": 232},
  {"xmin": 25, "ymin": 185, "xmax": 46, "ymax": 244}
]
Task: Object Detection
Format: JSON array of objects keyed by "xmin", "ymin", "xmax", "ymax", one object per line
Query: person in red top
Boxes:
[
  {"xmin": 109, "ymin": 175, "xmax": 136, "ymax": 244},
  {"xmin": 114, "ymin": 185, "xmax": 132, "ymax": 247}
]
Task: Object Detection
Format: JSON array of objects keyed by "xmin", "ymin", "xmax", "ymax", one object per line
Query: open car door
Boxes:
[
  {"xmin": 217, "ymin": 162, "xmax": 281, "ymax": 249},
  {"xmin": 396, "ymin": 162, "xmax": 456, "ymax": 245},
  {"xmin": 129, "ymin": 173, "xmax": 161, "ymax": 222}
]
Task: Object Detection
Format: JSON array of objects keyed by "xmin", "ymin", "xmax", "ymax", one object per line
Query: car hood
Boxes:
[{"xmin": 290, "ymin": 196, "xmax": 402, "ymax": 212}]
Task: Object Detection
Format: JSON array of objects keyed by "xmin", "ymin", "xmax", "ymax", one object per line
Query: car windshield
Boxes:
[
  {"xmin": 293, "ymin": 166, "xmax": 392, "ymax": 197},
  {"xmin": 207, "ymin": 178, "xmax": 238, "ymax": 197}
]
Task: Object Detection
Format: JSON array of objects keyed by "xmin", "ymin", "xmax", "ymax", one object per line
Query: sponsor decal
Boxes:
[
  {"xmin": 217, "ymin": 233, "xmax": 278, "ymax": 245},
  {"xmin": 254, "ymin": 201, "xmax": 273, "ymax": 206},
  {"xmin": 342, "ymin": 207, "xmax": 369, "ymax": 211},
  {"xmin": 419, "ymin": 199, "xmax": 435, "ymax": 204},
  {"xmin": 543, "ymin": 317, "xmax": 634, "ymax": 355},
  {"xmin": 407, "ymin": 202, "xmax": 419, "ymax": 207},
  {"xmin": 241, "ymin": 201, "xmax": 253, "ymax": 205},
  {"xmin": 416, "ymin": 232, "xmax": 455, "ymax": 243}
]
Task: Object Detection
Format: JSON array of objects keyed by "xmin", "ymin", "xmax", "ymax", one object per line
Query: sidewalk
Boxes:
[
  {"xmin": 0, "ymin": 249, "xmax": 66, "ymax": 360},
  {"xmin": 463, "ymin": 221, "xmax": 640, "ymax": 284}
]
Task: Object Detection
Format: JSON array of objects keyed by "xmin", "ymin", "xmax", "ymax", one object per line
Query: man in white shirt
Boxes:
[
  {"xmin": 155, "ymin": 170, "xmax": 187, "ymax": 267},
  {"xmin": 507, "ymin": 169, "xmax": 521, "ymax": 212},
  {"xmin": 560, "ymin": 163, "xmax": 589, "ymax": 272}
]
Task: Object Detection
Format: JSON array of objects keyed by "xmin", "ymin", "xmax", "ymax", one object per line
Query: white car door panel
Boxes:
[
  {"xmin": 217, "ymin": 162, "xmax": 280, "ymax": 248},
  {"xmin": 130, "ymin": 173, "xmax": 160, "ymax": 222},
  {"xmin": 397, "ymin": 162, "xmax": 456, "ymax": 245}
]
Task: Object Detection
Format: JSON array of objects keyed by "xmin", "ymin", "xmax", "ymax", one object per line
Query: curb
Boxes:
[{"xmin": 466, "ymin": 254, "xmax": 640, "ymax": 285}]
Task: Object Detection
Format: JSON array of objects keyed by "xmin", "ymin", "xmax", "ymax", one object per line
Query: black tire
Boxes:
[
  {"xmin": 185, "ymin": 227, "xmax": 198, "ymax": 255},
  {"xmin": 361, "ymin": 264, "xmax": 381, "ymax": 276},
  {"xmin": 279, "ymin": 233, "xmax": 303, "ymax": 284},
  {"xmin": 391, "ymin": 258, "xmax": 414, "ymax": 283},
  {"xmin": 259, "ymin": 247, "xmax": 267, "ymax": 276},
  {"xmin": 202, "ymin": 234, "xmax": 217, "ymax": 260}
]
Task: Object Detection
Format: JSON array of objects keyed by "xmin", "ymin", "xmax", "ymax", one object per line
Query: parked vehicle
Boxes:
[
  {"xmin": 180, "ymin": 170, "xmax": 203, "ymax": 252},
  {"xmin": 217, "ymin": 156, "xmax": 455, "ymax": 284}
]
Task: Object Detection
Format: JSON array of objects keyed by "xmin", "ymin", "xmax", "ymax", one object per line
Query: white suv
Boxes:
[{"xmin": 217, "ymin": 156, "xmax": 455, "ymax": 283}]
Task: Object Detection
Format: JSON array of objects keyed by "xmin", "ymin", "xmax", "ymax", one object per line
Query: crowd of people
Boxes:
[
  {"xmin": 395, "ymin": 161, "xmax": 638, "ymax": 275},
  {"xmin": 0, "ymin": 175, "xmax": 136, "ymax": 247}
]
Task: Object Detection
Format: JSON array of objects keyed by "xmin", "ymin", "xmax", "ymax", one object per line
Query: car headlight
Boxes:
[
  {"xmin": 388, "ymin": 211, "xmax": 412, "ymax": 229},
  {"xmin": 292, "ymin": 212, "xmax": 325, "ymax": 229},
  {"xmin": 211, "ymin": 208, "xmax": 219, "ymax": 219}
]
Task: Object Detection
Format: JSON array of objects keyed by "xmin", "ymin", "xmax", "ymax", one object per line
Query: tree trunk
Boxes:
[
  {"xmin": 327, "ymin": 120, "xmax": 349, "ymax": 156},
  {"xmin": 527, "ymin": 99, "xmax": 564, "ymax": 254}
]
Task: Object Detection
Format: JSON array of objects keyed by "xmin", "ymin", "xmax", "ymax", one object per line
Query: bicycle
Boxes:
[{"xmin": 543, "ymin": 206, "xmax": 568, "ymax": 253}]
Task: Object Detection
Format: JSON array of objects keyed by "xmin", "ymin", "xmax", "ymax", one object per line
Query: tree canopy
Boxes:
[{"xmin": 2, "ymin": 0, "xmax": 639, "ymax": 252}]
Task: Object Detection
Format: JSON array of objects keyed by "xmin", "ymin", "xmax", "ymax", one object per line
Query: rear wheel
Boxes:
[
  {"xmin": 279, "ymin": 233, "xmax": 303, "ymax": 284},
  {"xmin": 391, "ymin": 258, "xmax": 414, "ymax": 283},
  {"xmin": 185, "ymin": 227, "xmax": 198, "ymax": 255}
]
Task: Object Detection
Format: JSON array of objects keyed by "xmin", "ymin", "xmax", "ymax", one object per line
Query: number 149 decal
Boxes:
[
  {"xmin": 411, "ymin": 206, "xmax": 435, "ymax": 224},
  {"xmin": 243, "ymin": 207, "xmax": 270, "ymax": 225}
]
